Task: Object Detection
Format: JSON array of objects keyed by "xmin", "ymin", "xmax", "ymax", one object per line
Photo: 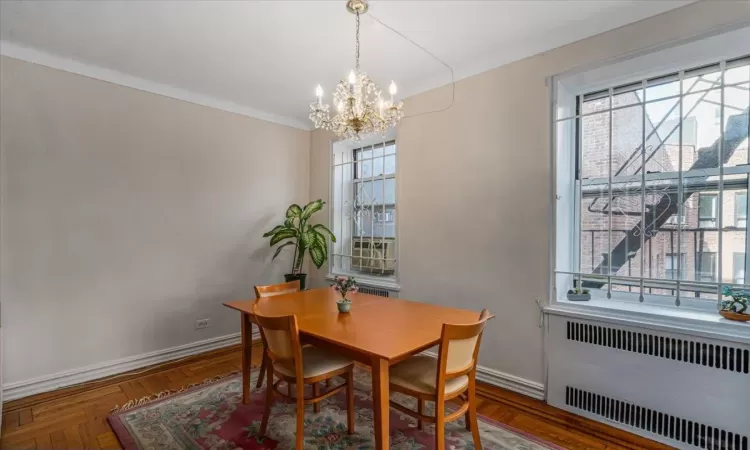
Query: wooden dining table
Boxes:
[{"xmin": 224, "ymin": 287, "xmax": 486, "ymax": 449}]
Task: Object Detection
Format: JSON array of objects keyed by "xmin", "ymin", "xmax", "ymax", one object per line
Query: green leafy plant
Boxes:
[
  {"xmin": 721, "ymin": 286, "xmax": 749, "ymax": 314},
  {"xmin": 567, "ymin": 288, "xmax": 590, "ymax": 295},
  {"xmin": 263, "ymin": 199, "xmax": 336, "ymax": 275}
]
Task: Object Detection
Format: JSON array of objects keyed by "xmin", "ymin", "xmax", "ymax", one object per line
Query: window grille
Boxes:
[
  {"xmin": 330, "ymin": 139, "xmax": 397, "ymax": 279},
  {"xmin": 556, "ymin": 55, "xmax": 750, "ymax": 309}
]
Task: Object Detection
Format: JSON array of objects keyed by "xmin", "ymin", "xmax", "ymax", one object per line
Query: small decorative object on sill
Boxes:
[
  {"xmin": 567, "ymin": 288, "xmax": 591, "ymax": 302},
  {"xmin": 262, "ymin": 199, "xmax": 336, "ymax": 291},
  {"xmin": 333, "ymin": 276, "xmax": 357, "ymax": 313},
  {"xmin": 719, "ymin": 286, "xmax": 750, "ymax": 322}
]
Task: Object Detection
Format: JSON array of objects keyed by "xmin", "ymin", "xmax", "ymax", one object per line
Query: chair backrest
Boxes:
[
  {"xmin": 253, "ymin": 307, "xmax": 303, "ymax": 378},
  {"xmin": 254, "ymin": 280, "xmax": 301, "ymax": 298},
  {"xmin": 436, "ymin": 309, "xmax": 490, "ymax": 393}
]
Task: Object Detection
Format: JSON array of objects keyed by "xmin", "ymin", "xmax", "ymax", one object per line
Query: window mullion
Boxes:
[
  {"xmin": 381, "ymin": 138, "xmax": 387, "ymax": 274},
  {"xmin": 717, "ymin": 61, "xmax": 726, "ymax": 307},
  {"xmin": 676, "ymin": 70, "xmax": 685, "ymax": 306},
  {"xmin": 640, "ymin": 80, "xmax": 647, "ymax": 303},
  {"xmin": 746, "ymin": 62, "xmax": 750, "ymax": 287},
  {"xmin": 576, "ymin": 95, "xmax": 583, "ymax": 292},
  {"xmin": 607, "ymin": 87, "xmax": 613, "ymax": 299}
]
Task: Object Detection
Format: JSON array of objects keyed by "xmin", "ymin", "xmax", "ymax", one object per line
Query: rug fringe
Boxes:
[{"xmin": 110, "ymin": 370, "xmax": 241, "ymax": 413}]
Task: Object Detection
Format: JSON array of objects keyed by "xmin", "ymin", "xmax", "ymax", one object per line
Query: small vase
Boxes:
[{"xmin": 337, "ymin": 299, "xmax": 351, "ymax": 313}]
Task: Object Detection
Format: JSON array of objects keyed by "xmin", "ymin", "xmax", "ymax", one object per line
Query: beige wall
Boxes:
[
  {"xmin": 310, "ymin": 2, "xmax": 750, "ymax": 384},
  {"xmin": 0, "ymin": 56, "xmax": 310, "ymax": 384}
]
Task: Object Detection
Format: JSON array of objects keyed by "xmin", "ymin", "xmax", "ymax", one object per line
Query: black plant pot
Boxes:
[{"xmin": 284, "ymin": 273, "xmax": 307, "ymax": 291}]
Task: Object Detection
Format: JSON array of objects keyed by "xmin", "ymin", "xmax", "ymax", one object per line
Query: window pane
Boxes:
[
  {"xmin": 683, "ymin": 88, "xmax": 722, "ymax": 158},
  {"xmin": 733, "ymin": 252, "xmax": 745, "ymax": 284},
  {"xmin": 611, "ymin": 103, "xmax": 644, "ymax": 178},
  {"xmin": 581, "ymin": 111, "xmax": 610, "ymax": 179},
  {"xmin": 373, "ymin": 155, "xmax": 383, "ymax": 177},
  {"xmin": 723, "ymin": 80, "xmax": 750, "ymax": 168},
  {"xmin": 580, "ymin": 188, "xmax": 610, "ymax": 275},
  {"xmin": 354, "ymin": 206, "xmax": 395, "ymax": 238},
  {"xmin": 664, "ymin": 253, "xmax": 686, "ymax": 280},
  {"xmin": 355, "ymin": 178, "xmax": 395, "ymax": 206},
  {"xmin": 607, "ymin": 185, "xmax": 643, "ymax": 279},
  {"xmin": 384, "ymin": 155, "xmax": 396, "ymax": 175},
  {"xmin": 698, "ymin": 194, "xmax": 717, "ymax": 228},
  {"xmin": 646, "ymin": 78, "xmax": 680, "ymax": 102},
  {"xmin": 358, "ymin": 158, "xmax": 372, "ymax": 178},
  {"xmin": 735, "ymin": 191, "xmax": 747, "ymax": 227},
  {"xmin": 696, "ymin": 251, "xmax": 717, "ymax": 282}
]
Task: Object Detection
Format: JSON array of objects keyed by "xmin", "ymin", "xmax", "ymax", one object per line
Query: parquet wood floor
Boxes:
[{"xmin": 1, "ymin": 343, "xmax": 671, "ymax": 449}]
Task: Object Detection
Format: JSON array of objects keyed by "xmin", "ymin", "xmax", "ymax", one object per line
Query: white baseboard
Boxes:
[
  {"xmin": 422, "ymin": 351, "xmax": 545, "ymax": 401},
  {"xmin": 2, "ymin": 330, "xmax": 258, "ymax": 402},
  {"xmin": 474, "ymin": 366, "xmax": 545, "ymax": 400}
]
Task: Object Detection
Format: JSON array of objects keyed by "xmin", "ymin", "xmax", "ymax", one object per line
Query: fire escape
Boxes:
[{"xmin": 583, "ymin": 100, "xmax": 750, "ymax": 289}]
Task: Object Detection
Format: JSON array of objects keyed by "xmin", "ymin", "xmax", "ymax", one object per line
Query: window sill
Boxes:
[
  {"xmin": 545, "ymin": 298, "xmax": 750, "ymax": 345},
  {"xmin": 326, "ymin": 273, "xmax": 400, "ymax": 291}
]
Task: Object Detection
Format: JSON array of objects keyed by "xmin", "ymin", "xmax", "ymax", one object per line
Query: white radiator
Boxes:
[{"xmin": 546, "ymin": 314, "xmax": 749, "ymax": 449}]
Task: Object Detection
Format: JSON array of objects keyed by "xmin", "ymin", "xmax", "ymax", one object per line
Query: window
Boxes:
[
  {"xmin": 736, "ymin": 191, "xmax": 747, "ymax": 227},
  {"xmin": 553, "ymin": 33, "xmax": 750, "ymax": 312},
  {"xmin": 734, "ymin": 252, "xmax": 746, "ymax": 284},
  {"xmin": 330, "ymin": 136, "xmax": 397, "ymax": 283},
  {"xmin": 664, "ymin": 253, "xmax": 686, "ymax": 280},
  {"xmin": 695, "ymin": 252, "xmax": 717, "ymax": 283},
  {"xmin": 698, "ymin": 194, "xmax": 717, "ymax": 228}
]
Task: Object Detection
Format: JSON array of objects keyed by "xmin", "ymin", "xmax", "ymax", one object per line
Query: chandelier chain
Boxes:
[{"xmin": 355, "ymin": 11, "xmax": 360, "ymax": 70}]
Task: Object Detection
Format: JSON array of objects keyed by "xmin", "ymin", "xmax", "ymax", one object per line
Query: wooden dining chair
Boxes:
[
  {"xmin": 388, "ymin": 309, "xmax": 490, "ymax": 449},
  {"xmin": 254, "ymin": 311, "xmax": 355, "ymax": 448},
  {"xmin": 252, "ymin": 280, "xmax": 301, "ymax": 389}
]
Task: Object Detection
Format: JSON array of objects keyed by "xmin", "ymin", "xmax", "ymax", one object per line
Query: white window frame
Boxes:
[
  {"xmin": 551, "ymin": 25, "xmax": 750, "ymax": 319},
  {"xmin": 327, "ymin": 129, "xmax": 400, "ymax": 290}
]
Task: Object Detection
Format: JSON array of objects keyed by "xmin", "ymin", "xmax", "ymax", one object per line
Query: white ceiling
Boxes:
[{"xmin": 0, "ymin": 0, "xmax": 693, "ymax": 129}]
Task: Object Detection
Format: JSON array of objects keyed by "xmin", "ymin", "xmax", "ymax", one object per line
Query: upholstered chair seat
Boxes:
[
  {"xmin": 390, "ymin": 355, "xmax": 469, "ymax": 395},
  {"xmin": 275, "ymin": 346, "xmax": 353, "ymax": 379}
]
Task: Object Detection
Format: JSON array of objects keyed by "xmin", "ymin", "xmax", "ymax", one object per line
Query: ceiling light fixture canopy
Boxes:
[{"xmin": 309, "ymin": 0, "xmax": 403, "ymax": 140}]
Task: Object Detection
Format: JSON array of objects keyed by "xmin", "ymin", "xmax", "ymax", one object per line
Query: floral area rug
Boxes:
[{"xmin": 108, "ymin": 367, "xmax": 560, "ymax": 449}]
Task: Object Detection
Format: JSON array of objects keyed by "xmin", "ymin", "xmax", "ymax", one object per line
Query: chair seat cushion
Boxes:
[
  {"xmin": 389, "ymin": 355, "xmax": 468, "ymax": 395},
  {"xmin": 275, "ymin": 346, "xmax": 353, "ymax": 379}
]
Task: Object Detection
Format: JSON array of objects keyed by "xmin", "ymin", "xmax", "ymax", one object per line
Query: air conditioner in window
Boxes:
[{"xmin": 351, "ymin": 238, "xmax": 396, "ymax": 274}]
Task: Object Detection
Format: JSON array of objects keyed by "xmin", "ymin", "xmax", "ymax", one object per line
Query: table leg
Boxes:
[
  {"xmin": 241, "ymin": 313, "xmax": 252, "ymax": 405},
  {"xmin": 371, "ymin": 356, "xmax": 390, "ymax": 449}
]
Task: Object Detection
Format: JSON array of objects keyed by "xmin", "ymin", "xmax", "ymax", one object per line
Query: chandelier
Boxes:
[{"xmin": 309, "ymin": 0, "xmax": 403, "ymax": 140}]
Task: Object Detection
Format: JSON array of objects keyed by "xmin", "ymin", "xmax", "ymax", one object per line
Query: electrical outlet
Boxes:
[{"xmin": 195, "ymin": 318, "xmax": 211, "ymax": 330}]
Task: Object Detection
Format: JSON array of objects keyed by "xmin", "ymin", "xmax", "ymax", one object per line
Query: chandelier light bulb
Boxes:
[
  {"xmin": 337, "ymin": 100, "xmax": 344, "ymax": 111},
  {"xmin": 389, "ymin": 80, "xmax": 397, "ymax": 96},
  {"xmin": 315, "ymin": 84, "xmax": 323, "ymax": 98},
  {"xmin": 348, "ymin": 70, "xmax": 356, "ymax": 85}
]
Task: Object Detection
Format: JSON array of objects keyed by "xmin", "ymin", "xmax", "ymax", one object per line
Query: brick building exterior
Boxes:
[{"xmin": 580, "ymin": 93, "xmax": 749, "ymax": 298}]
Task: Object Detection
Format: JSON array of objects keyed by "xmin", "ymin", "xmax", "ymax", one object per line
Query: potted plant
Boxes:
[
  {"xmin": 332, "ymin": 276, "xmax": 358, "ymax": 313},
  {"xmin": 567, "ymin": 287, "xmax": 591, "ymax": 302},
  {"xmin": 720, "ymin": 286, "xmax": 750, "ymax": 322},
  {"xmin": 263, "ymin": 199, "xmax": 336, "ymax": 290}
]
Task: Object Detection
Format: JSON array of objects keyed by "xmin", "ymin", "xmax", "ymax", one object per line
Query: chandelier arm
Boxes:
[{"xmin": 367, "ymin": 13, "xmax": 455, "ymax": 118}]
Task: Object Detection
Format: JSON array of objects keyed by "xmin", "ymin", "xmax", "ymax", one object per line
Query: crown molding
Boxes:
[{"xmin": 0, "ymin": 40, "xmax": 312, "ymax": 131}]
